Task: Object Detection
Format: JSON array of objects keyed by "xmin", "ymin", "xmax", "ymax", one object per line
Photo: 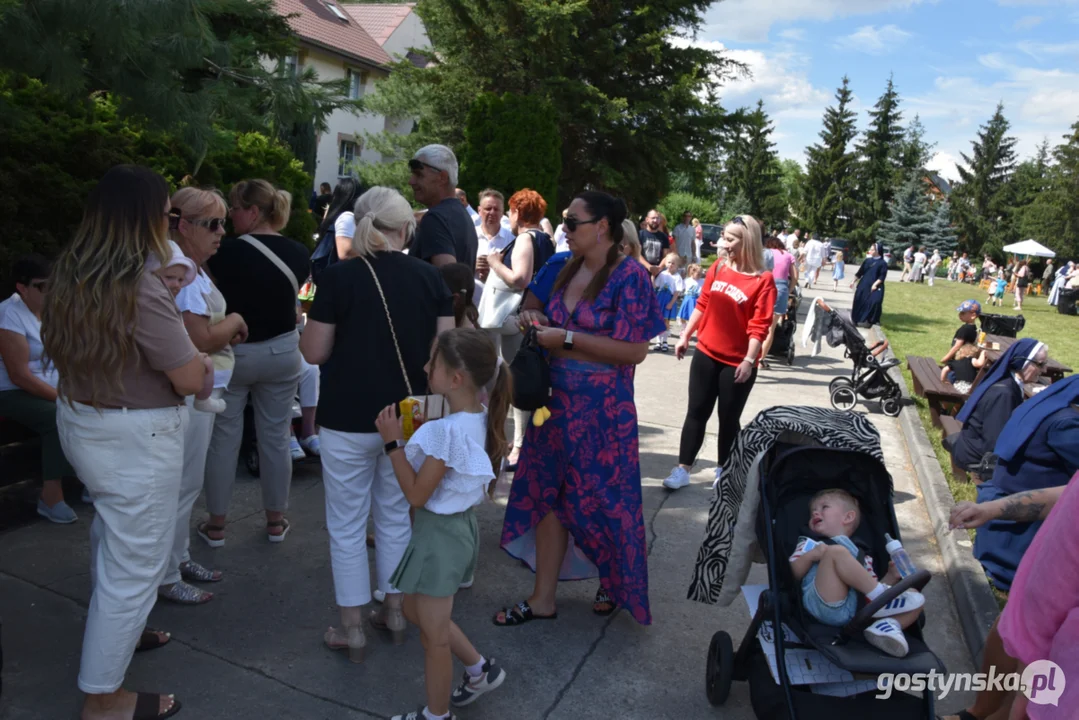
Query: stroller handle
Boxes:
[{"xmin": 839, "ymin": 568, "xmax": 932, "ymax": 638}]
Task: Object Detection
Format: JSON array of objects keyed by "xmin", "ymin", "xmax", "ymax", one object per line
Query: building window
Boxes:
[
  {"xmin": 338, "ymin": 140, "xmax": 358, "ymax": 178},
  {"xmin": 324, "ymin": 1, "xmax": 349, "ymax": 21},
  {"xmin": 283, "ymin": 54, "xmax": 299, "ymax": 77},
  {"xmin": 346, "ymin": 69, "xmax": 366, "ymax": 99}
]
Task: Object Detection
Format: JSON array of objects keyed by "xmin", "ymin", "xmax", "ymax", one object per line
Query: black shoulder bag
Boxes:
[{"xmin": 510, "ymin": 326, "xmax": 551, "ymax": 411}]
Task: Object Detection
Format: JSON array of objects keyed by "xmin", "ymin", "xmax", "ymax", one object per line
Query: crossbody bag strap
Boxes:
[
  {"xmin": 241, "ymin": 234, "xmax": 299, "ymax": 297},
  {"xmin": 359, "ymin": 255, "xmax": 413, "ymax": 397}
]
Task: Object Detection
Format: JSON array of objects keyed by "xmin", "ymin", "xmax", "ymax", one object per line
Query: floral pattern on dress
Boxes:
[{"xmin": 500, "ymin": 257, "xmax": 666, "ymax": 625}]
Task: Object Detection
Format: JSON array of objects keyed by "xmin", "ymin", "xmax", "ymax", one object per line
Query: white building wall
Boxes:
[
  {"xmin": 303, "ymin": 48, "xmax": 388, "ymax": 190},
  {"xmin": 381, "ymin": 12, "xmax": 430, "ymax": 61}
]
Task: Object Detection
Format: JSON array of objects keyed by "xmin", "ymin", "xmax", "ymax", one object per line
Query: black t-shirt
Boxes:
[
  {"xmin": 411, "ymin": 198, "xmax": 478, "ymax": 270},
  {"xmin": 640, "ymin": 229, "xmax": 669, "ymax": 266},
  {"xmin": 207, "ymin": 234, "xmax": 311, "ymax": 343},
  {"xmin": 308, "ymin": 252, "xmax": 453, "ymax": 433},
  {"xmin": 948, "ymin": 357, "xmax": 978, "ymax": 383},
  {"xmin": 954, "ymin": 323, "xmax": 977, "ymax": 345}
]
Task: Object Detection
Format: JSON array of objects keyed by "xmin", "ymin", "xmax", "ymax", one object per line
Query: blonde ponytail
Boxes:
[{"xmin": 351, "ymin": 186, "xmax": 417, "ymax": 258}]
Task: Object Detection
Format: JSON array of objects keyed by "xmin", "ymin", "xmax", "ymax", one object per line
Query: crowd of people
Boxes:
[{"xmin": 2, "ymin": 138, "xmax": 1076, "ymax": 718}]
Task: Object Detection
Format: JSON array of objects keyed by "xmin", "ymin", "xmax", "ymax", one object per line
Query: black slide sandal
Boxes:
[
  {"xmin": 493, "ymin": 601, "xmax": 557, "ymax": 627},
  {"xmin": 134, "ymin": 628, "xmax": 171, "ymax": 653},
  {"xmin": 592, "ymin": 588, "xmax": 616, "ymax": 617},
  {"xmin": 133, "ymin": 692, "xmax": 182, "ymax": 719}
]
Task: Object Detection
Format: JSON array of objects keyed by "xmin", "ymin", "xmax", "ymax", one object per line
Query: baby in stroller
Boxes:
[{"xmin": 790, "ymin": 489, "xmax": 925, "ymax": 658}]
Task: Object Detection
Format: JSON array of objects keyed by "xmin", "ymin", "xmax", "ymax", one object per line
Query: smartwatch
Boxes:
[
  {"xmin": 384, "ymin": 439, "xmax": 405, "ymax": 455},
  {"xmin": 563, "ymin": 330, "xmax": 575, "ymax": 351}
]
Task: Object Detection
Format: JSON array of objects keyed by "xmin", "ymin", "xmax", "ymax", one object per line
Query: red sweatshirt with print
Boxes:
[{"xmin": 694, "ymin": 263, "xmax": 777, "ymax": 367}]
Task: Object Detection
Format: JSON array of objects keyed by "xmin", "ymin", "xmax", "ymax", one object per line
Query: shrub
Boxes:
[{"xmin": 657, "ymin": 191, "xmax": 720, "ymax": 226}]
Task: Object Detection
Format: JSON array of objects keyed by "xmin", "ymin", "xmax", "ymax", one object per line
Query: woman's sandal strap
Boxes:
[
  {"xmin": 593, "ymin": 588, "xmax": 616, "ymax": 616},
  {"xmin": 134, "ymin": 628, "xmax": 171, "ymax": 653},
  {"xmin": 134, "ymin": 692, "xmax": 182, "ymax": 720},
  {"xmin": 493, "ymin": 600, "xmax": 557, "ymax": 626}
]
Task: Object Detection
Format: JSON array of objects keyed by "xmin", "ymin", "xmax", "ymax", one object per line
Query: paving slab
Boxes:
[{"xmin": 0, "ymin": 274, "xmax": 976, "ymax": 719}]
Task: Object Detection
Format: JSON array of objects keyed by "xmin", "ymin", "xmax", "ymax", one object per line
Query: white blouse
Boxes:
[
  {"xmin": 404, "ymin": 410, "xmax": 496, "ymax": 514},
  {"xmin": 0, "ymin": 293, "xmax": 57, "ymax": 391}
]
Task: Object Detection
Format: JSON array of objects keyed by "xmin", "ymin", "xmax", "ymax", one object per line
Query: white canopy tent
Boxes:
[{"xmin": 1002, "ymin": 239, "xmax": 1056, "ymax": 258}]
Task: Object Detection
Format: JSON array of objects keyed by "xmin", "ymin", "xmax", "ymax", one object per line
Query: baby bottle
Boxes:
[{"xmin": 884, "ymin": 534, "xmax": 917, "ymax": 578}]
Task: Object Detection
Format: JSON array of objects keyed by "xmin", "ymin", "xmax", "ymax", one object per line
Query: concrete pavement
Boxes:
[{"xmin": 0, "ymin": 277, "xmax": 976, "ymax": 719}]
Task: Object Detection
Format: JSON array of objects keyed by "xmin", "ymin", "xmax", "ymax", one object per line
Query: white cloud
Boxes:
[
  {"xmin": 1017, "ymin": 39, "xmax": 1079, "ymax": 61},
  {"xmin": 834, "ymin": 24, "xmax": 912, "ymax": 54},
  {"xmin": 927, "ymin": 151, "xmax": 963, "ymax": 182},
  {"xmin": 701, "ymin": 0, "xmax": 929, "ymax": 43},
  {"xmin": 778, "ymin": 28, "xmax": 807, "ymax": 42},
  {"xmin": 1013, "ymin": 15, "xmax": 1044, "ymax": 29}
]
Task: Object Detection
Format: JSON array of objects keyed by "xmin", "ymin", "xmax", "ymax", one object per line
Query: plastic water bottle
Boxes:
[{"xmin": 885, "ymin": 534, "xmax": 917, "ymax": 578}]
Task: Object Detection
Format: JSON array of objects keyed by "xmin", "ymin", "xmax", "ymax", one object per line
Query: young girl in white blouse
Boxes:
[{"xmin": 374, "ymin": 328, "xmax": 510, "ymax": 720}]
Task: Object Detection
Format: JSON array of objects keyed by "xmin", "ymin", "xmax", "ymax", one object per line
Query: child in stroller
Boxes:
[{"xmin": 790, "ymin": 489, "xmax": 925, "ymax": 657}]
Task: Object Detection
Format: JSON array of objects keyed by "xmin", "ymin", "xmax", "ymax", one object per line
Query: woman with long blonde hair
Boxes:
[
  {"xmin": 665, "ymin": 215, "xmax": 775, "ymax": 492},
  {"xmin": 301, "ymin": 186, "xmax": 454, "ymax": 660},
  {"xmin": 44, "ymin": 164, "xmax": 207, "ymax": 720}
]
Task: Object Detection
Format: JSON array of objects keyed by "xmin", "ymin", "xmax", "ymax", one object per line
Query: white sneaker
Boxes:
[
  {"xmin": 864, "ymin": 617, "xmax": 909, "ymax": 657},
  {"xmin": 373, "ymin": 589, "xmax": 386, "ymax": 603},
  {"xmin": 289, "ymin": 436, "xmax": 306, "ymax": 461},
  {"xmin": 663, "ymin": 466, "xmax": 690, "ymax": 490},
  {"xmin": 712, "ymin": 466, "xmax": 724, "ymax": 490},
  {"xmin": 299, "ymin": 435, "xmax": 321, "ymax": 457},
  {"xmin": 872, "ymin": 589, "xmax": 925, "ymax": 618}
]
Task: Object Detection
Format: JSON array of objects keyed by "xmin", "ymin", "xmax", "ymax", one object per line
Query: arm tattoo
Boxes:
[{"xmin": 998, "ymin": 491, "xmax": 1048, "ymax": 523}]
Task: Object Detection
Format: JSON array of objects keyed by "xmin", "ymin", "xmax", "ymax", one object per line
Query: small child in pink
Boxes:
[{"xmin": 997, "ymin": 472, "xmax": 1079, "ymax": 719}]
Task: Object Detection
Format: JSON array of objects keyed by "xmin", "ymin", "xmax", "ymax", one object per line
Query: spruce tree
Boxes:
[
  {"xmin": 725, "ymin": 100, "xmax": 786, "ymax": 227},
  {"xmin": 927, "ymin": 201, "xmax": 958, "ymax": 254},
  {"xmin": 951, "ymin": 103, "xmax": 1019, "ymax": 255},
  {"xmin": 876, "ymin": 173, "xmax": 934, "ymax": 250},
  {"xmin": 854, "ymin": 76, "xmax": 905, "ymax": 241},
  {"xmin": 898, "ymin": 115, "xmax": 935, "ymax": 177},
  {"xmin": 802, "ymin": 76, "xmax": 859, "ymax": 237}
]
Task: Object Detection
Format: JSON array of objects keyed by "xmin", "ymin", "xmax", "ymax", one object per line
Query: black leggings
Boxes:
[{"xmin": 678, "ymin": 350, "xmax": 758, "ymax": 467}]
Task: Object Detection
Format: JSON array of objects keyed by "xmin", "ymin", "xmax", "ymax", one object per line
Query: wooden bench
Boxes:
[
  {"xmin": 0, "ymin": 417, "xmax": 41, "ymax": 489},
  {"xmin": 907, "ymin": 355, "xmax": 969, "ymax": 428}
]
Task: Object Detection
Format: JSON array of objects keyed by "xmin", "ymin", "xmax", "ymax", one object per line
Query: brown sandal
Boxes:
[
  {"xmin": 134, "ymin": 628, "xmax": 171, "ymax": 653},
  {"xmin": 133, "ymin": 692, "xmax": 182, "ymax": 719}
]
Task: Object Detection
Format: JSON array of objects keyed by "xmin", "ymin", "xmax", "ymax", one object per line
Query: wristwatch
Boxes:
[
  {"xmin": 384, "ymin": 439, "xmax": 405, "ymax": 455},
  {"xmin": 563, "ymin": 330, "xmax": 575, "ymax": 351}
]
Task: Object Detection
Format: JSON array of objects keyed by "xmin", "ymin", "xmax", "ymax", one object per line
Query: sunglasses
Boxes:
[
  {"xmin": 564, "ymin": 216, "xmax": 600, "ymax": 232},
  {"xmin": 1026, "ymin": 358, "xmax": 1047, "ymax": 369},
  {"xmin": 167, "ymin": 208, "xmax": 182, "ymax": 231},
  {"xmin": 192, "ymin": 217, "xmax": 227, "ymax": 232},
  {"xmin": 731, "ymin": 216, "xmax": 747, "ymax": 228},
  {"xmin": 408, "ymin": 159, "xmax": 441, "ymax": 174}
]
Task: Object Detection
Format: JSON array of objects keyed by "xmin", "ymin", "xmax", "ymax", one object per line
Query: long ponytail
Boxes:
[{"xmin": 484, "ymin": 363, "xmax": 512, "ymax": 495}]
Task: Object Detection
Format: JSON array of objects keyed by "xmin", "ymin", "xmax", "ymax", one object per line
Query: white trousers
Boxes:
[
  {"xmin": 298, "ymin": 357, "xmax": 319, "ymax": 409},
  {"xmin": 57, "ymin": 400, "xmax": 187, "ymax": 694},
  {"xmin": 163, "ymin": 397, "xmax": 214, "ymax": 585},
  {"xmin": 319, "ymin": 428, "xmax": 411, "ymax": 607}
]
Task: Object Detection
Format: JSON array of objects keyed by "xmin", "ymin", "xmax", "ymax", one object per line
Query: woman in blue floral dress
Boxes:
[{"xmin": 496, "ymin": 191, "xmax": 665, "ymax": 626}]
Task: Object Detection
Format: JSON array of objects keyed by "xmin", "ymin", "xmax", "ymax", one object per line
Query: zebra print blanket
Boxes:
[{"xmin": 687, "ymin": 405, "xmax": 883, "ymax": 605}]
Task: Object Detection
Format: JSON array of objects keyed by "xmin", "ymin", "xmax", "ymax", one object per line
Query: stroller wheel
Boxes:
[
  {"xmin": 882, "ymin": 396, "xmax": 902, "ymax": 417},
  {"xmin": 828, "ymin": 376, "xmax": 853, "ymax": 393},
  {"xmin": 705, "ymin": 630, "xmax": 734, "ymax": 706},
  {"xmin": 830, "ymin": 385, "xmax": 857, "ymax": 412}
]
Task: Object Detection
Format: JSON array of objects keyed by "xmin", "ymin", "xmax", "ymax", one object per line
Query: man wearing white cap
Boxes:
[{"xmin": 408, "ymin": 144, "xmax": 477, "ymax": 269}]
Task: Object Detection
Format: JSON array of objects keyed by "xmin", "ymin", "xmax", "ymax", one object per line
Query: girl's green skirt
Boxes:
[{"xmin": 390, "ymin": 506, "xmax": 479, "ymax": 597}]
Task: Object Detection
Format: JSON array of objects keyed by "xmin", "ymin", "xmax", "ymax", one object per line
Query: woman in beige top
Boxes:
[{"xmin": 43, "ymin": 165, "xmax": 207, "ymax": 720}]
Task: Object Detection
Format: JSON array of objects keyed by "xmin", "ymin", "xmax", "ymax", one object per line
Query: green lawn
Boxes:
[{"xmin": 879, "ymin": 279, "xmax": 1078, "ymax": 509}]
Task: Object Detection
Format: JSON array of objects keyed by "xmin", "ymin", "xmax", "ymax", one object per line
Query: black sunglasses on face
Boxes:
[
  {"xmin": 193, "ymin": 217, "xmax": 227, "ymax": 232},
  {"xmin": 564, "ymin": 216, "xmax": 600, "ymax": 232},
  {"xmin": 408, "ymin": 159, "xmax": 441, "ymax": 175},
  {"xmin": 167, "ymin": 208, "xmax": 182, "ymax": 231}
]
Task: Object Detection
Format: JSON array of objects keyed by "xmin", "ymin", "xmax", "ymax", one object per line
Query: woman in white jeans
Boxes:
[
  {"xmin": 43, "ymin": 165, "xmax": 209, "ymax": 720},
  {"xmin": 159, "ymin": 186, "xmax": 249, "ymax": 605},
  {"xmin": 301, "ymin": 186, "xmax": 454, "ymax": 660}
]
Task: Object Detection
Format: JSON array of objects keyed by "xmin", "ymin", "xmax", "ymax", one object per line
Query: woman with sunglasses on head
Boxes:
[
  {"xmin": 496, "ymin": 191, "xmax": 665, "ymax": 626},
  {"xmin": 0, "ymin": 254, "xmax": 80, "ymax": 523},
  {"xmin": 199, "ymin": 180, "xmax": 310, "ymax": 547},
  {"xmin": 44, "ymin": 165, "xmax": 210, "ymax": 720},
  {"xmin": 155, "ymin": 186, "xmax": 248, "ymax": 605},
  {"xmin": 664, "ymin": 215, "xmax": 775, "ymax": 492}
]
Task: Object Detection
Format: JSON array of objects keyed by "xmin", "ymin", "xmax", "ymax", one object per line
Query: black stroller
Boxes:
[
  {"xmin": 705, "ymin": 436, "xmax": 945, "ymax": 719},
  {"xmin": 815, "ymin": 300, "xmax": 903, "ymax": 417},
  {"xmin": 767, "ymin": 286, "xmax": 802, "ymax": 367}
]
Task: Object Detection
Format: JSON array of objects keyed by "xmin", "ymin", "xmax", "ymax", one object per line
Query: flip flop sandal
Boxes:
[
  {"xmin": 492, "ymin": 601, "xmax": 557, "ymax": 627},
  {"xmin": 179, "ymin": 560, "xmax": 222, "ymax": 583},
  {"xmin": 267, "ymin": 519, "xmax": 290, "ymax": 543},
  {"xmin": 134, "ymin": 628, "xmax": 171, "ymax": 653},
  {"xmin": 592, "ymin": 588, "xmax": 617, "ymax": 617},
  {"xmin": 158, "ymin": 581, "xmax": 213, "ymax": 605},
  {"xmin": 197, "ymin": 522, "xmax": 226, "ymax": 548},
  {"xmin": 133, "ymin": 692, "xmax": 182, "ymax": 720}
]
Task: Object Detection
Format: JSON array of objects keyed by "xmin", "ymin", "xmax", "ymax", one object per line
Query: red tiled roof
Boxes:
[
  {"xmin": 274, "ymin": 0, "xmax": 392, "ymax": 68},
  {"xmin": 343, "ymin": 3, "xmax": 415, "ymax": 46}
]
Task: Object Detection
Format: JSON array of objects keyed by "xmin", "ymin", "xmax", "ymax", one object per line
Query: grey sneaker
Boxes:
[
  {"xmin": 451, "ymin": 658, "xmax": 506, "ymax": 707},
  {"xmin": 663, "ymin": 466, "xmax": 690, "ymax": 490},
  {"xmin": 37, "ymin": 499, "xmax": 77, "ymax": 524}
]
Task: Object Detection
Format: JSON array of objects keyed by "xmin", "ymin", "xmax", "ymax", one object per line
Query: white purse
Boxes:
[{"xmin": 477, "ymin": 265, "xmax": 523, "ymax": 334}]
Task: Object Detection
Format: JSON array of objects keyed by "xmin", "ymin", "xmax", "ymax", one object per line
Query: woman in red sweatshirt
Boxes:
[{"xmin": 665, "ymin": 215, "xmax": 775, "ymax": 491}]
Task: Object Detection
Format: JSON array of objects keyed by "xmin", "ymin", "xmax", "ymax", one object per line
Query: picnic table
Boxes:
[
  {"xmin": 981, "ymin": 334, "xmax": 1072, "ymax": 382},
  {"xmin": 907, "ymin": 356, "xmax": 969, "ymax": 428}
]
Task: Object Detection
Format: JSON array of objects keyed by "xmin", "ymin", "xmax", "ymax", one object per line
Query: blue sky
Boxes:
[{"xmin": 679, "ymin": 0, "xmax": 1079, "ymax": 180}]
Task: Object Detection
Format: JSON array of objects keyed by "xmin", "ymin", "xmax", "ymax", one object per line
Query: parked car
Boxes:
[
  {"xmin": 699, "ymin": 223, "xmax": 723, "ymax": 257},
  {"xmin": 827, "ymin": 238, "xmax": 851, "ymax": 263}
]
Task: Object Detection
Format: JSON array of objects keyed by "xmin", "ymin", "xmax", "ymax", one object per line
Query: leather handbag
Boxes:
[{"xmin": 510, "ymin": 325, "xmax": 551, "ymax": 411}]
